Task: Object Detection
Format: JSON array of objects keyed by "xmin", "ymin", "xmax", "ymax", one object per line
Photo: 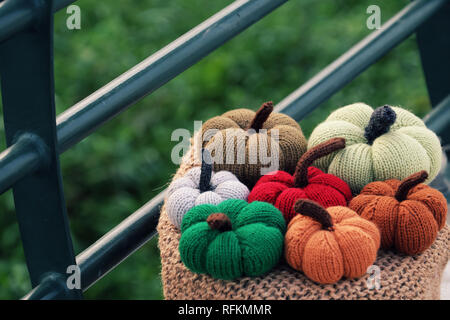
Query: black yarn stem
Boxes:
[
  {"xmin": 199, "ymin": 149, "xmax": 213, "ymax": 193},
  {"xmin": 364, "ymin": 105, "xmax": 396, "ymax": 145}
]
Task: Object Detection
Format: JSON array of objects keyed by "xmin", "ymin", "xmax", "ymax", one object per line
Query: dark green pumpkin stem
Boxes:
[
  {"xmin": 364, "ymin": 105, "xmax": 396, "ymax": 145},
  {"xmin": 247, "ymin": 101, "xmax": 273, "ymax": 131},
  {"xmin": 294, "ymin": 137, "xmax": 346, "ymax": 188},
  {"xmin": 207, "ymin": 213, "xmax": 232, "ymax": 232},
  {"xmin": 199, "ymin": 148, "xmax": 213, "ymax": 193},
  {"xmin": 294, "ymin": 199, "xmax": 334, "ymax": 230},
  {"xmin": 395, "ymin": 171, "xmax": 428, "ymax": 202}
]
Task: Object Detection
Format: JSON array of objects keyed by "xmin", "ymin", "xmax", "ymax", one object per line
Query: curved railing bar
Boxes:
[
  {"xmin": 0, "ymin": 0, "xmax": 287, "ymax": 195},
  {"xmin": 274, "ymin": 0, "xmax": 448, "ymax": 119},
  {"xmin": 0, "ymin": 0, "xmax": 77, "ymax": 43},
  {"xmin": 1, "ymin": 0, "xmax": 446, "ymax": 197}
]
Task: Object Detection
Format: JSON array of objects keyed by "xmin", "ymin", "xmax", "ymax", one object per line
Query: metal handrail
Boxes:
[
  {"xmin": 0, "ymin": 0, "xmax": 446, "ymax": 300},
  {"xmin": 424, "ymin": 94, "xmax": 450, "ymax": 141},
  {"xmin": 275, "ymin": 0, "xmax": 448, "ymax": 119},
  {"xmin": 1, "ymin": 0, "xmax": 447, "ymax": 195},
  {"xmin": 55, "ymin": 0, "xmax": 287, "ymax": 153},
  {"xmin": 0, "ymin": 0, "xmax": 288, "ymax": 195}
]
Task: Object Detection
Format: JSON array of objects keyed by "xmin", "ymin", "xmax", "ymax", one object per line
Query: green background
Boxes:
[{"xmin": 0, "ymin": 0, "xmax": 430, "ymax": 299}]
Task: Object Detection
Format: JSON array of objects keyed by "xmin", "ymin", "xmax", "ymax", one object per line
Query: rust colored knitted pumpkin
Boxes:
[
  {"xmin": 349, "ymin": 171, "xmax": 447, "ymax": 255},
  {"xmin": 285, "ymin": 199, "xmax": 380, "ymax": 284},
  {"xmin": 248, "ymin": 137, "xmax": 352, "ymax": 223},
  {"xmin": 199, "ymin": 101, "xmax": 307, "ymax": 187}
]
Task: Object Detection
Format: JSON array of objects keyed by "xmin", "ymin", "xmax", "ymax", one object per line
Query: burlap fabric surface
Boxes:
[{"xmin": 157, "ymin": 144, "xmax": 450, "ymax": 300}]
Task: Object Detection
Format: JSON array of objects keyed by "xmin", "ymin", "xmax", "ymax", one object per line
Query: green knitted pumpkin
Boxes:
[
  {"xmin": 179, "ymin": 199, "xmax": 286, "ymax": 280},
  {"xmin": 308, "ymin": 103, "xmax": 442, "ymax": 194}
]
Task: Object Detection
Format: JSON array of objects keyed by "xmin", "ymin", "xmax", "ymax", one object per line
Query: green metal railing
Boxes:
[{"xmin": 0, "ymin": 0, "xmax": 449, "ymax": 300}]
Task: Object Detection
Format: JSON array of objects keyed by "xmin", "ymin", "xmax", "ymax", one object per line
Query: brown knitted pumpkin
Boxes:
[
  {"xmin": 199, "ymin": 101, "xmax": 307, "ymax": 187},
  {"xmin": 285, "ymin": 199, "xmax": 380, "ymax": 284},
  {"xmin": 349, "ymin": 171, "xmax": 447, "ymax": 255}
]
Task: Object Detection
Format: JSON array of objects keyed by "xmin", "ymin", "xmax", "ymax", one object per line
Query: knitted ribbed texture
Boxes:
[
  {"xmin": 285, "ymin": 200, "xmax": 380, "ymax": 284},
  {"xmin": 248, "ymin": 138, "xmax": 352, "ymax": 222},
  {"xmin": 166, "ymin": 165, "xmax": 249, "ymax": 229},
  {"xmin": 157, "ymin": 143, "xmax": 450, "ymax": 299},
  {"xmin": 308, "ymin": 103, "xmax": 442, "ymax": 194},
  {"xmin": 179, "ymin": 199, "xmax": 286, "ymax": 280},
  {"xmin": 200, "ymin": 102, "xmax": 307, "ymax": 187},
  {"xmin": 349, "ymin": 171, "xmax": 448, "ymax": 255}
]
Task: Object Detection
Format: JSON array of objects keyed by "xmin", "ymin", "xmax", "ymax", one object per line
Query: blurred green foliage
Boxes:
[{"xmin": 0, "ymin": 0, "xmax": 430, "ymax": 299}]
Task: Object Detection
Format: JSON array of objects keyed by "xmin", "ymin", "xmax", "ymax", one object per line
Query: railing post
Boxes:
[
  {"xmin": 416, "ymin": 0, "xmax": 450, "ymax": 109},
  {"xmin": 416, "ymin": 0, "xmax": 450, "ymax": 157},
  {"xmin": 0, "ymin": 0, "xmax": 81, "ymax": 299}
]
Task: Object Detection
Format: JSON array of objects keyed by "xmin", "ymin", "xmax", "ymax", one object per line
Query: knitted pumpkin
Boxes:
[
  {"xmin": 349, "ymin": 171, "xmax": 447, "ymax": 255},
  {"xmin": 166, "ymin": 150, "xmax": 249, "ymax": 228},
  {"xmin": 308, "ymin": 103, "xmax": 442, "ymax": 194},
  {"xmin": 285, "ymin": 199, "xmax": 380, "ymax": 284},
  {"xmin": 248, "ymin": 137, "xmax": 352, "ymax": 222},
  {"xmin": 200, "ymin": 101, "xmax": 307, "ymax": 187},
  {"xmin": 179, "ymin": 199, "xmax": 286, "ymax": 280}
]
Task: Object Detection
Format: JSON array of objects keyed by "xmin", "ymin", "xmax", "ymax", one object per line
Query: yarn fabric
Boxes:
[
  {"xmin": 349, "ymin": 170, "xmax": 447, "ymax": 255},
  {"xmin": 166, "ymin": 150, "xmax": 249, "ymax": 228},
  {"xmin": 248, "ymin": 138, "xmax": 352, "ymax": 222},
  {"xmin": 308, "ymin": 103, "xmax": 442, "ymax": 194},
  {"xmin": 179, "ymin": 199, "xmax": 286, "ymax": 280},
  {"xmin": 200, "ymin": 101, "xmax": 307, "ymax": 187},
  {"xmin": 157, "ymin": 141, "xmax": 450, "ymax": 299},
  {"xmin": 285, "ymin": 199, "xmax": 380, "ymax": 284}
]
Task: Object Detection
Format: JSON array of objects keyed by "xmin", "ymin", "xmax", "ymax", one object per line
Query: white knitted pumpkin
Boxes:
[{"xmin": 166, "ymin": 158, "xmax": 249, "ymax": 229}]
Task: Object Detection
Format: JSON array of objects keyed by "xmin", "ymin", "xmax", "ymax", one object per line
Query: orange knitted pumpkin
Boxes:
[
  {"xmin": 285, "ymin": 199, "xmax": 380, "ymax": 284},
  {"xmin": 349, "ymin": 170, "xmax": 447, "ymax": 255}
]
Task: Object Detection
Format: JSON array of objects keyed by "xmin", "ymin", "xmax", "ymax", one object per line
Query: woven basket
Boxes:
[{"xmin": 157, "ymin": 144, "xmax": 450, "ymax": 300}]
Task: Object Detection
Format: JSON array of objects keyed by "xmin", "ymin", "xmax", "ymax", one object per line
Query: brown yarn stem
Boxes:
[
  {"xmin": 293, "ymin": 137, "xmax": 346, "ymax": 188},
  {"xmin": 207, "ymin": 213, "xmax": 232, "ymax": 232},
  {"xmin": 395, "ymin": 171, "xmax": 428, "ymax": 202},
  {"xmin": 247, "ymin": 101, "xmax": 273, "ymax": 131},
  {"xmin": 294, "ymin": 199, "xmax": 334, "ymax": 230}
]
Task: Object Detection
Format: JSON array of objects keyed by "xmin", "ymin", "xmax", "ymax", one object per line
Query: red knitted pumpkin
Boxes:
[{"xmin": 248, "ymin": 138, "xmax": 352, "ymax": 222}]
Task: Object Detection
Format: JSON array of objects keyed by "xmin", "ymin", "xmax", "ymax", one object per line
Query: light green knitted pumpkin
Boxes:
[{"xmin": 308, "ymin": 103, "xmax": 442, "ymax": 194}]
